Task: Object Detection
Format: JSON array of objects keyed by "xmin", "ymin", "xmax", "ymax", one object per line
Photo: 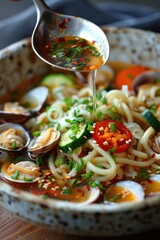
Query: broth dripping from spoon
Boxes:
[{"xmin": 43, "ymin": 35, "xmax": 104, "ymax": 119}]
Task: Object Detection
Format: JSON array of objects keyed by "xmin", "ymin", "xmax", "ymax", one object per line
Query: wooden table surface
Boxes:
[{"xmin": 1, "ymin": 207, "xmax": 160, "ymax": 240}]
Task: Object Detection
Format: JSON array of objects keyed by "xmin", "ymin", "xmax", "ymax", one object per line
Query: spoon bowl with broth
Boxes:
[{"xmin": 31, "ymin": 0, "xmax": 109, "ymax": 71}]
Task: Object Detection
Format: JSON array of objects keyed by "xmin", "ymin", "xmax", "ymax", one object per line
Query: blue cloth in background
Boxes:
[{"xmin": 1, "ymin": 0, "xmax": 160, "ymax": 50}]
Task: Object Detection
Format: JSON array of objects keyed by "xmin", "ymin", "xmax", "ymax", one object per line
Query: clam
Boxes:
[
  {"xmin": 132, "ymin": 70, "xmax": 160, "ymax": 94},
  {"xmin": 0, "ymin": 123, "xmax": 30, "ymax": 152},
  {"xmin": 76, "ymin": 187, "xmax": 101, "ymax": 206},
  {"xmin": 104, "ymin": 180, "xmax": 145, "ymax": 204},
  {"xmin": 28, "ymin": 127, "xmax": 60, "ymax": 160},
  {"xmin": 142, "ymin": 174, "xmax": 160, "ymax": 197},
  {"xmin": 1, "ymin": 160, "xmax": 42, "ymax": 183},
  {"xmin": 0, "ymin": 86, "xmax": 48, "ymax": 124}
]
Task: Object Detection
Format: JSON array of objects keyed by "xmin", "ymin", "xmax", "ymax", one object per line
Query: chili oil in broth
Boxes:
[
  {"xmin": 0, "ymin": 154, "xmax": 89, "ymax": 203},
  {"xmin": 44, "ymin": 36, "xmax": 104, "ymax": 71}
]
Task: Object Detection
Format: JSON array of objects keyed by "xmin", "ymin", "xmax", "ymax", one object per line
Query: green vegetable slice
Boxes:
[
  {"xmin": 58, "ymin": 123, "xmax": 92, "ymax": 153},
  {"xmin": 141, "ymin": 109, "xmax": 160, "ymax": 131},
  {"xmin": 40, "ymin": 73, "xmax": 75, "ymax": 89}
]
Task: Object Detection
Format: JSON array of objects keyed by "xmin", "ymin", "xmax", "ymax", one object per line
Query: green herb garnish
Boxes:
[
  {"xmin": 55, "ymin": 157, "xmax": 64, "ymax": 167},
  {"xmin": 12, "ymin": 141, "xmax": 17, "ymax": 150},
  {"xmin": 81, "ymin": 171, "xmax": 93, "ymax": 179},
  {"xmin": 137, "ymin": 167, "xmax": 149, "ymax": 181},
  {"xmin": 33, "ymin": 131, "xmax": 41, "ymax": 137},
  {"xmin": 61, "ymin": 187, "xmax": 71, "ymax": 195},
  {"xmin": 109, "ymin": 122, "xmax": 117, "ymax": 132},
  {"xmin": 36, "ymin": 157, "xmax": 43, "ymax": 167},
  {"xmin": 108, "ymin": 194, "xmax": 123, "ymax": 202},
  {"xmin": 11, "ymin": 171, "xmax": 20, "ymax": 180}
]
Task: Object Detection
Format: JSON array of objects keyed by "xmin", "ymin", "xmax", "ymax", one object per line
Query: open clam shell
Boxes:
[
  {"xmin": 132, "ymin": 71, "xmax": 160, "ymax": 94},
  {"xmin": 0, "ymin": 123, "xmax": 30, "ymax": 152},
  {"xmin": 142, "ymin": 174, "xmax": 160, "ymax": 197},
  {"xmin": 104, "ymin": 180, "xmax": 145, "ymax": 204},
  {"xmin": 76, "ymin": 187, "xmax": 101, "ymax": 206},
  {"xmin": 0, "ymin": 86, "xmax": 48, "ymax": 124},
  {"xmin": 1, "ymin": 160, "xmax": 42, "ymax": 183},
  {"xmin": 28, "ymin": 127, "xmax": 60, "ymax": 160},
  {"xmin": 21, "ymin": 86, "xmax": 48, "ymax": 114}
]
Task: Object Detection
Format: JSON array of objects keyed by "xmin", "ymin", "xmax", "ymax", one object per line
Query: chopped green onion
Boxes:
[
  {"xmin": 56, "ymin": 123, "xmax": 61, "ymax": 131},
  {"xmin": 23, "ymin": 176, "xmax": 33, "ymax": 182},
  {"xmin": 109, "ymin": 122, "xmax": 117, "ymax": 132},
  {"xmin": 73, "ymin": 158, "xmax": 85, "ymax": 172},
  {"xmin": 137, "ymin": 167, "xmax": 149, "ymax": 181},
  {"xmin": 66, "ymin": 159, "xmax": 73, "ymax": 171},
  {"xmin": 11, "ymin": 171, "xmax": 20, "ymax": 180},
  {"xmin": 81, "ymin": 171, "xmax": 93, "ymax": 179},
  {"xmin": 33, "ymin": 131, "xmax": 41, "ymax": 137},
  {"xmin": 55, "ymin": 157, "xmax": 64, "ymax": 167},
  {"xmin": 36, "ymin": 157, "xmax": 43, "ymax": 166},
  {"xmin": 12, "ymin": 141, "xmax": 17, "ymax": 150},
  {"xmin": 69, "ymin": 134, "xmax": 77, "ymax": 141},
  {"xmin": 61, "ymin": 187, "xmax": 71, "ymax": 195},
  {"xmin": 69, "ymin": 178, "xmax": 78, "ymax": 187},
  {"xmin": 89, "ymin": 180, "xmax": 104, "ymax": 191},
  {"xmin": 149, "ymin": 104, "xmax": 157, "ymax": 113},
  {"xmin": 108, "ymin": 194, "xmax": 123, "ymax": 202}
]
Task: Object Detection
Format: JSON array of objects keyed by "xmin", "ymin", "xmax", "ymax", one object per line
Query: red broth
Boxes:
[{"xmin": 44, "ymin": 36, "xmax": 104, "ymax": 71}]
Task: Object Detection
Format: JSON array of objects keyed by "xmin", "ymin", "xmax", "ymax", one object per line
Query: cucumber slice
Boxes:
[
  {"xmin": 141, "ymin": 109, "xmax": 160, "ymax": 131},
  {"xmin": 41, "ymin": 73, "xmax": 75, "ymax": 89},
  {"xmin": 59, "ymin": 123, "xmax": 91, "ymax": 153}
]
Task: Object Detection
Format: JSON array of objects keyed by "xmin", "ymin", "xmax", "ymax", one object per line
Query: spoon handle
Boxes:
[{"xmin": 32, "ymin": 0, "xmax": 50, "ymax": 16}]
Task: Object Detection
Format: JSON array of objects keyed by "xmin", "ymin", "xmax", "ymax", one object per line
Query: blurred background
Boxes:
[{"xmin": 1, "ymin": 0, "xmax": 160, "ymax": 49}]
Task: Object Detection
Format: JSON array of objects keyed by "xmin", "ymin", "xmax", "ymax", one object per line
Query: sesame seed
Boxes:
[
  {"xmin": 119, "ymin": 138, "xmax": 124, "ymax": 141},
  {"xmin": 99, "ymin": 127, "xmax": 104, "ymax": 131}
]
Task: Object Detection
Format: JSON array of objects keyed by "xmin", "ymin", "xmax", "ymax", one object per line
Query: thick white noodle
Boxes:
[{"xmin": 140, "ymin": 127, "xmax": 160, "ymax": 160}]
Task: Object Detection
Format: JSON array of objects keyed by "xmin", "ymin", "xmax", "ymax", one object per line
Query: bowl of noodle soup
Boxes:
[{"xmin": 0, "ymin": 26, "xmax": 160, "ymax": 236}]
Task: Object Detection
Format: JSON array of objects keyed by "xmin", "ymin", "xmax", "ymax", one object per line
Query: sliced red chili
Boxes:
[{"xmin": 92, "ymin": 120, "xmax": 132, "ymax": 153}]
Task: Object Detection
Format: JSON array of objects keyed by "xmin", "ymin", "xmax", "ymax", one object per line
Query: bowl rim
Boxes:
[{"xmin": 1, "ymin": 180, "xmax": 160, "ymax": 213}]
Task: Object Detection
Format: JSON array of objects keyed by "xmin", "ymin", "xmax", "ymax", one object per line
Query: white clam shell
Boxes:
[
  {"xmin": 0, "ymin": 123, "xmax": 30, "ymax": 152},
  {"xmin": 148, "ymin": 174, "xmax": 160, "ymax": 196},
  {"xmin": 149, "ymin": 174, "xmax": 160, "ymax": 182},
  {"xmin": 0, "ymin": 86, "xmax": 48, "ymax": 124},
  {"xmin": 76, "ymin": 187, "xmax": 101, "ymax": 206},
  {"xmin": 21, "ymin": 86, "xmax": 48, "ymax": 113},
  {"xmin": 132, "ymin": 70, "xmax": 160, "ymax": 93},
  {"xmin": 28, "ymin": 128, "xmax": 60, "ymax": 160},
  {"xmin": 1, "ymin": 160, "xmax": 42, "ymax": 183},
  {"xmin": 105, "ymin": 180, "xmax": 145, "ymax": 205}
]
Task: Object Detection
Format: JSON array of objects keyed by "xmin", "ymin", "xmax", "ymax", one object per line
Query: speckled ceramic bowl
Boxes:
[{"xmin": 1, "ymin": 27, "xmax": 160, "ymax": 237}]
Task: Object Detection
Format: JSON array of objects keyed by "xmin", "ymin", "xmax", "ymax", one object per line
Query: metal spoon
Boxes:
[{"xmin": 31, "ymin": 0, "xmax": 109, "ymax": 72}]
